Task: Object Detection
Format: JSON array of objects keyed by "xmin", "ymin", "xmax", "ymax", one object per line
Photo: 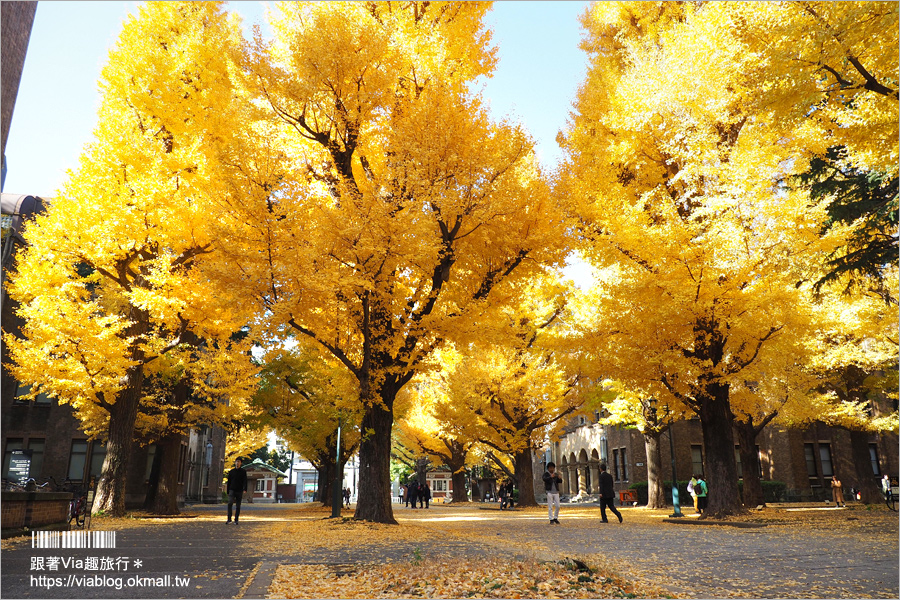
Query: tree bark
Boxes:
[
  {"xmin": 735, "ymin": 420, "xmax": 764, "ymax": 508},
  {"xmin": 697, "ymin": 382, "xmax": 743, "ymax": 518},
  {"xmin": 316, "ymin": 462, "xmax": 333, "ymax": 508},
  {"xmin": 354, "ymin": 399, "xmax": 397, "ymax": 523},
  {"xmin": 92, "ymin": 370, "xmax": 143, "ymax": 516},
  {"xmin": 644, "ymin": 431, "xmax": 666, "ymax": 509},
  {"xmin": 148, "ymin": 432, "xmax": 182, "ymax": 515},
  {"xmin": 143, "ymin": 441, "xmax": 162, "ymax": 512},
  {"xmin": 451, "ymin": 470, "xmax": 469, "ymax": 502},
  {"xmin": 846, "ymin": 428, "xmax": 881, "ymax": 503},
  {"xmin": 514, "ymin": 449, "xmax": 537, "ymax": 507}
]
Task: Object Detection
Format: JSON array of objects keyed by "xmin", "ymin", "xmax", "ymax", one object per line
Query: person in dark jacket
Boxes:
[
  {"xmin": 542, "ymin": 462, "xmax": 563, "ymax": 524},
  {"xmin": 597, "ymin": 463, "xmax": 622, "ymax": 523},
  {"xmin": 226, "ymin": 458, "xmax": 248, "ymax": 524},
  {"xmin": 420, "ymin": 482, "xmax": 431, "ymax": 508},
  {"xmin": 407, "ymin": 480, "xmax": 418, "ymax": 509}
]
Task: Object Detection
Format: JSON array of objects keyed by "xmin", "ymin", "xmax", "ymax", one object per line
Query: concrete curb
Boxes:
[
  {"xmin": 242, "ymin": 560, "xmax": 279, "ymax": 599},
  {"xmin": 662, "ymin": 518, "xmax": 767, "ymax": 528}
]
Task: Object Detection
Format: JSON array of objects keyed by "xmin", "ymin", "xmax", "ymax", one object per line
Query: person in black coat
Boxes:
[
  {"xmin": 419, "ymin": 482, "xmax": 431, "ymax": 508},
  {"xmin": 407, "ymin": 480, "xmax": 418, "ymax": 508},
  {"xmin": 597, "ymin": 463, "xmax": 623, "ymax": 523},
  {"xmin": 226, "ymin": 458, "xmax": 248, "ymax": 524}
]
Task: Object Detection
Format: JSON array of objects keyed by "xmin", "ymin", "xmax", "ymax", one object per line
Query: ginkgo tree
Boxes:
[
  {"xmin": 251, "ymin": 342, "xmax": 362, "ymax": 507},
  {"xmin": 559, "ymin": 1, "xmax": 869, "ymax": 517},
  {"xmin": 395, "ymin": 352, "xmax": 483, "ymax": 503},
  {"xmin": 417, "ymin": 277, "xmax": 585, "ymax": 507},
  {"xmin": 4, "ymin": 2, "xmax": 257, "ymax": 517},
  {"xmin": 209, "ymin": 2, "xmax": 569, "ymax": 523},
  {"xmin": 800, "ymin": 277, "xmax": 899, "ymax": 503}
]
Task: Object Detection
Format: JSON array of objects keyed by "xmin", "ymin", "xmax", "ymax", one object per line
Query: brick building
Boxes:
[{"xmin": 536, "ymin": 412, "xmax": 898, "ymax": 504}]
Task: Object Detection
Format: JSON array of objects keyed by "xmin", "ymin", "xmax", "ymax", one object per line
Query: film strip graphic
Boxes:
[{"xmin": 31, "ymin": 531, "xmax": 116, "ymax": 549}]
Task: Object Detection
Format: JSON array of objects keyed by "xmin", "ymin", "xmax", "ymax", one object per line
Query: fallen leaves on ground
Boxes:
[{"xmin": 267, "ymin": 557, "xmax": 673, "ymax": 599}]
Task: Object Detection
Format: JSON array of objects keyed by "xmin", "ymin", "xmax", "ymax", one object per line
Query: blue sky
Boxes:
[{"xmin": 3, "ymin": 1, "xmax": 594, "ymax": 281}]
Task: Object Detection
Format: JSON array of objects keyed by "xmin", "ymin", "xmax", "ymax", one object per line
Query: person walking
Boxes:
[
  {"xmin": 831, "ymin": 476, "xmax": 845, "ymax": 507},
  {"xmin": 542, "ymin": 462, "xmax": 563, "ymax": 524},
  {"xmin": 343, "ymin": 487, "xmax": 351, "ymax": 508},
  {"xmin": 695, "ymin": 474, "xmax": 708, "ymax": 515},
  {"xmin": 226, "ymin": 457, "xmax": 248, "ymax": 524},
  {"xmin": 597, "ymin": 463, "xmax": 623, "ymax": 524},
  {"xmin": 400, "ymin": 483, "xmax": 407, "ymax": 505}
]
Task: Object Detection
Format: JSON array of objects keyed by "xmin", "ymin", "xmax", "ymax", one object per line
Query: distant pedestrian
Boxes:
[
  {"xmin": 225, "ymin": 458, "xmax": 248, "ymax": 524},
  {"xmin": 543, "ymin": 462, "xmax": 563, "ymax": 524},
  {"xmin": 400, "ymin": 484, "xmax": 407, "ymax": 505},
  {"xmin": 883, "ymin": 474, "xmax": 892, "ymax": 500},
  {"xmin": 343, "ymin": 487, "xmax": 351, "ymax": 508},
  {"xmin": 408, "ymin": 480, "xmax": 418, "ymax": 508},
  {"xmin": 694, "ymin": 474, "xmax": 708, "ymax": 515},
  {"xmin": 499, "ymin": 480, "xmax": 509, "ymax": 510},
  {"xmin": 687, "ymin": 476, "xmax": 699, "ymax": 514},
  {"xmin": 420, "ymin": 482, "xmax": 431, "ymax": 508},
  {"xmin": 597, "ymin": 463, "xmax": 622, "ymax": 524},
  {"xmin": 831, "ymin": 476, "xmax": 844, "ymax": 507}
]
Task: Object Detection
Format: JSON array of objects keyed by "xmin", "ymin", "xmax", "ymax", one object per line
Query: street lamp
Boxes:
[
  {"xmin": 331, "ymin": 415, "xmax": 343, "ymax": 518},
  {"xmin": 667, "ymin": 418, "xmax": 683, "ymax": 517}
]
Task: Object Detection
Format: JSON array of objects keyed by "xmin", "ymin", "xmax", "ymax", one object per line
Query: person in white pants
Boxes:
[{"xmin": 542, "ymin": 462, "xmax": 563, "ymax": 524}]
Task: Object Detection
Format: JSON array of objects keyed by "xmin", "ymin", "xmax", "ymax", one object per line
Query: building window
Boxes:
[
  {"xmin": 691, "ymin": 445, "xmax": 704, "ymax": 477},
  {"xmin": 818, "ymin": 444, "xmax": 833, "ymax": 478},
  {"xmin": 145, "ymin": 445, "xmax": 157, "ymax": 481},
  {"xmin": 431, "ymin": 479, "xmax": 448, "ymax": 492},
  {"xmin": 612, "ymin": 449, "xmax": 620, "ymax": 482},
  {"xmin": 89, "ymin": 443, "xmax": 107, "ymax": 479},
  {"xmin": 14, "ymin": 383, "xmax": 52, "ymax": 405},
  {"xmin": 68, "ymin": 440, "xmax": 89, "ymax": 480},
  {"xmin": 177, "ymin": 444, "xmax": 187, "ymax": 484},
  {"xmin": 804, "ymin": 443, "xmax": 818, "ymax": 482},
  {"xmin": 3, "ymin": 438, "xmax": 24, "ymax": 479},
  {"xmin": 621, "ymin": 448, "xmax": 628, "ymax": 481},
  {"xmin": 869, "ymin": 444, "xmax": 881, "ymax": 476},
  {"xmin": 27, "ymin": 439, "xmax": 45, "ymax": 478},
  {"xmin": 735, "ymin": 446, "xmax": 742, "ymax": 479},
  {"xmin": 579, "ymin": 416, "xmax": 585, "ymax": 425}
]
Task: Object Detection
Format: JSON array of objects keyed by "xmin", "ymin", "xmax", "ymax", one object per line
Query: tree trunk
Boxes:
[
  {"xmin": 451, "ymin": 469, "xmax": 469, "ymax": 502},
  {"xmin": 316, "ymin": 461, "xmax": 333, "ymax": 508},
  {"xmin": 735, "ymin": 420, "xmax": 764, "ymax": 508},
  {"xmin": 697, "ymin": 382, "xmax": 743, "ymax": 518},
  {"xmin": 644, "ymin": 431, "xmax": 666, "ymax": 509},
  {"xmin": 514, "ymin": 449, "xmax": 537, "ymax": 507},
  {"xmin": 143, "ymin": 441, "xmax": 162, "ymax": 511},
  {"xmin": 846, "ymin": 428, "xmax": 881, "ymax": 503},
  {"xmin": 92, "ymin": 371, "xmax": 143, "ymax": 516},
  {"xmin": 149, "ymin": 432, "xmax": 182, "ymax": 515},
  {"xmin": 354, "ymin": 399, "xmax": 396, "ymax": 523}
]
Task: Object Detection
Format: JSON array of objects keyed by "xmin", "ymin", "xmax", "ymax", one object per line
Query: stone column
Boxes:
[
  {"xmin": 589, "ymin": 461, "xmax": 600, "ymax": 494},
  {"xmin": 578, "ymin": 464, "xmax": 589, "ymax": 496},
  {"xmin": 567, "ymin": 466, "xmax": 578, "ymax": 496}
]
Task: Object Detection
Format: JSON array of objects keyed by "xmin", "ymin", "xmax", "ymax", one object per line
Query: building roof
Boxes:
[{"xmin": 242, "ymin": 458, "xmax": 287, "ymax": 478}]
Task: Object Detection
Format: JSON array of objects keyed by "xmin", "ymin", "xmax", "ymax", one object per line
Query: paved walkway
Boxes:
[
  {"xmin": 2, "ymin": 503, "xmax": 897, "ymax": 599},
  {"xmin": 401, "ymin": 504, "xmax": 900, "ymax": 599}
]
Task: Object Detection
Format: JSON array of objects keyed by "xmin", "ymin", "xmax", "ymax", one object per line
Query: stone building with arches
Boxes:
[{"xmin": 535, "ymin": 410, "xmax": 897, "ymax": 505}]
